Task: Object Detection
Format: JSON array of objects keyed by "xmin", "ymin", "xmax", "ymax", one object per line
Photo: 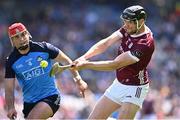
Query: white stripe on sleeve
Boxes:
[{"xmin": 113, "ymin": 30, "xmax": 123, "ymax": 38}]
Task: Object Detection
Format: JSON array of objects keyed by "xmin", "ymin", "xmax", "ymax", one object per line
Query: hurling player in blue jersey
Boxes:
[{"xmin": 4, "ymin": 23, "xmax": 88, "ymax": 119}]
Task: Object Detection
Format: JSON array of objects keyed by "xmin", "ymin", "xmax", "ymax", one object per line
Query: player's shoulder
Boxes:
[
  {"xmin": 135, "ymin": 37, "xmax": 155, "ymax": 54},
  {"xmin": 138, "ymin": 33, "xmax": 154, "ymax": 48},
  {"xmin": 31, "ymin": 41, "xmax": 46, "ymax": 48},
  {"xmin": 134, "ymin": 26, "xmax": 154, "ymax": 45},
  {"xmin": 6, "ymin": 48, "xmax": 19, "ymax": 65},
  {"xmin": 7, "ymin": 47, "xmax": 18, "ymax": 58},
  {"xmin": 30, "ymin": 41, "xmax": 53, "ymax": 51},
  {"xmin": 32, "ymin": 41, "xmax": 54, "ymax": 47}
]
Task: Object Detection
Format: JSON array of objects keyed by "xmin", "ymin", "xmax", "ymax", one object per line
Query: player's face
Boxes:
[
  {"xmin": 122, "ymin": 19, "xmax": 137, "ymax": 34},
  {"xmin": 11, "ymin": 31, "xmax": 30, "ymax": 50}
]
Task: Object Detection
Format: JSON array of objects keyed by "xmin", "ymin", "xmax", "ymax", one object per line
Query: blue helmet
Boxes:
[{"xmin": 121, "ymin": 5, "xmax": 147, "ymax": 21}]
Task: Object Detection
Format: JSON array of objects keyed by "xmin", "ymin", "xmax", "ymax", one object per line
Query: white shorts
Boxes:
[{"xmin": 104, "ymin": 79, "xmax": 149, "ymax": 108}]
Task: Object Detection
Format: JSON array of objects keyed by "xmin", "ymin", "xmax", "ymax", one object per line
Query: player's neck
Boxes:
[{"xmin": 135, "ymin": 25, "xmax": 145, "ymax": 35}]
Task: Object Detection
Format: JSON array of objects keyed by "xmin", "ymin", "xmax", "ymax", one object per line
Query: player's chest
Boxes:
[
  {"xmin": 12, "ymin": 52, "xmax": 49, "ymax": 73},
  {"xmin": 118, "ymin": 37, "xmax": 137, "ymax": 53}
]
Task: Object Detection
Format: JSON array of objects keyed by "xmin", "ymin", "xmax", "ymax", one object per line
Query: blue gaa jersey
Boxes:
[{"xmin": 5, "ymin": 41, "xmax": 60, "ymax": 103}]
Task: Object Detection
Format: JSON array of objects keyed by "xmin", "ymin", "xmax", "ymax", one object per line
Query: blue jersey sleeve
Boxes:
[
  {"xmin": 43, "ymin": 42, "xmax": 60, "ymax": 59},
  {"xmin": 5, "ymin": 57, "xmax": 15, "ymax": 78}
]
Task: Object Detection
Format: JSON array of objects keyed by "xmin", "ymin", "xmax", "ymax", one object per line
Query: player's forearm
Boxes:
[
  {"xmin": 82, "ymin": 61, "xmax": 119, "ymax": 71},
  {"xmin": 82, "ymin": 52, "xmax": 138, "ymax": 71},
  {"xmin": 63, "ymin": 56, "xmax": 82, "ymax": 81},
  {"xmin": 5, "ymin": 79, "xmax": 15, "ymax": 110},
  {"xmin": 58, "ymin": 52, "xmax": 83, "ymax": 81},
  {"xmin": 5, "ymin": 88, "xmax": 15, "ymax": 110},
  {"xmin": 70, "ymin": 70, "xmax": 82, "ymax": 82},
  {"xmin": 62, "ymin": 55, "xmax": 73, "ymax": 65},
  {"xmin": 56, "ymin": 50, "xmax": 73, "ymax": 65}
]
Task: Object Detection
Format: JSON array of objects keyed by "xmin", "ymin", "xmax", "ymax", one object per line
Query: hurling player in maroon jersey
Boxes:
[{"xmin": 73, "ymin": 5, "xmax": 155, "ymax": 119}]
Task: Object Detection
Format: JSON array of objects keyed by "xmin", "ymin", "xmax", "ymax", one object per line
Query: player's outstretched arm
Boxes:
[
  {"xmin": 76, "ymin": 31, "xmax": 122, "ymax": 62},
  {"xmin": 75, "ymin": 51, "xmax": 138, "ymax": 71},
  {"xmin": 53, "ymin": 50, "xmax": 88, "ymax": 97}
]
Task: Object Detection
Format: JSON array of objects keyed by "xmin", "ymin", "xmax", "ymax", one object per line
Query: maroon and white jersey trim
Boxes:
[{"xmin": 114, "ymin": 30, "xmax": 123, "ymax": 38}]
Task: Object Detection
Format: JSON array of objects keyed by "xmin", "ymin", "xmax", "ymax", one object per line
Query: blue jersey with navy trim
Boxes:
[{"xmin": 5, "ymin": 41, "xmax": 60, "ymax": 103}]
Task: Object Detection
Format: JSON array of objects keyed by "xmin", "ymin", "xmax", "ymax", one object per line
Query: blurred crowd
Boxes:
[{"xmin": 0, "ymin": 0, "xmax": 180, "ymax": 119}]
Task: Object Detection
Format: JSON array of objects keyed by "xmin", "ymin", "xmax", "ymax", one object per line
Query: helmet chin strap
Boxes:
[
  {"xmin": 10, "ymin": 39, "xmax": 14, "ymax": 47},
  {"xmin": 28, "ymin": 31, "xmax": 32, "ymax": 38},
  {"xmin": 135, "ymin": 19, "xmax": 144, "ymax": 34}
]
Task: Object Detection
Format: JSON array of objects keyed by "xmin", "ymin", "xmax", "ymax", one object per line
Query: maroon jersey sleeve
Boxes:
[{"xmin": 119, "ymin": 27, "xmax": 126, "ymax": 38}]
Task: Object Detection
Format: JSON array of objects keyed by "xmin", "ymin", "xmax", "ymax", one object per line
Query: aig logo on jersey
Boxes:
[{"xmin": 22, "ymin": 66, "xmax": 45, "ymax": 80}]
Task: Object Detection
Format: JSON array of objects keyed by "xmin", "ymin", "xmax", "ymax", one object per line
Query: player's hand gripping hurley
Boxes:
[{"xmin": 50, "ymin": 62, "xmax": 72, "ymax": 76}]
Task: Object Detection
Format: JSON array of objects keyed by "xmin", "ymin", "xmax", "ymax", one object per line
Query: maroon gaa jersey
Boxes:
[{"xmin": 116, "ymin": 26, "xmax": 155, "ymax": 85}]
